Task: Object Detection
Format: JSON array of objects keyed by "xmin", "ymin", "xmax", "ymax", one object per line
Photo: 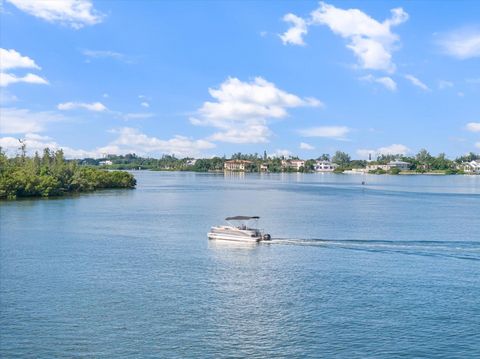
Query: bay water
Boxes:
[{"xmin": 1, "ymin": 171, "xmax": 479, "ymax": 358}]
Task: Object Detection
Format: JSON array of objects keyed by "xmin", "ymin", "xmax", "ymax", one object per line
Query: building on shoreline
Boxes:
[
  {"xmin": 314, "ymin": 160, "xmax": 337, "ymax": 172},
  {"xmin": 366, "ymin": 160, "xmax": 411, "ymax": 172},
  {"xmin": 461, "ymin": 160, "xmax": 480, "ymax": 174},
  {"xmin": 224, "ymin": 160, "xmax": 252, "ymax": 171},
  {"xmin": 281, "ymin": 159, "xmax": 305, "ymax": 171},
  {"xmin": 260, "ymin": 164, "xmax": 269, "ymax": 172}
]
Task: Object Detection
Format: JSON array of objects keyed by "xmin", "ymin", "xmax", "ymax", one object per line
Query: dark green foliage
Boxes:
[{"xmin": 0, "ymin": 147, "xmax": 136, "ymax": 200}]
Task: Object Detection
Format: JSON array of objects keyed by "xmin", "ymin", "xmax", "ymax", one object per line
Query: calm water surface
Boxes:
[{"xmin": 1, "ymin": 172, "xmax": 479, "ymax": 358}]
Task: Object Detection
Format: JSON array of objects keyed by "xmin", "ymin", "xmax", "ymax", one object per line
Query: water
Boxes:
[{"xmin": 1, "ymin": 171, "xmax": 479, "ymax": 358}]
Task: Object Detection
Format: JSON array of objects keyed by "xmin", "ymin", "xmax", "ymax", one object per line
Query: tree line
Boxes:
[
  {"xmin": 0, "ymin": 145, "xmax": 136, "ymax": 199},
  {"xmin": 83, "ymin": 149, "xmax": 479, "ymax": 174}
]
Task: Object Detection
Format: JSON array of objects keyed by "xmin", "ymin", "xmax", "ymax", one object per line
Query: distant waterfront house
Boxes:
[
  {"xmin": 224, "ymin": 160, "xmax": 252, "ymax": 171},
  {"xmin": 366, "ymin": 164, "xmax": 389, "ymax": 172},
  {"xmin": 462, "ymin": 160, "xmax": 480, "ymax": 174},
  {"xmin": 281, "ymin": 159, "xmax": 305, "ymax": 171},
  {"xmin": 387, "ymin": 160, "xmax": 411, "ymax": 171},
  {"xmin": 99, "ymin": 160, "xmax": 113, "ymax": 166},
  {"xmin": 315, "ymin": 160, "xmax": 337, "ymax": 172},
  {"xmin": 260, "ymin": 164, "xmax": 269, "ymax": 172},
  {"xmin": 367, "ymin": 160, "xmax": 410, "ymax": 172},
  {"xmin": 186, "ymin": 159, "xmax": 197, "ymax": 166}
]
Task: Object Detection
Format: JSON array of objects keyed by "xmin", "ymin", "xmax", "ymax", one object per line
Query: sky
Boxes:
[{"xmin": 1, "ymin": 0, "xmax": 480, "ymax": 159}]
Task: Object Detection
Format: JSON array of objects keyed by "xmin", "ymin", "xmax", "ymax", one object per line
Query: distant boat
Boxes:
[{"xmin": 208, "ymin": 216, "xmax": 271, "ymax": 242}]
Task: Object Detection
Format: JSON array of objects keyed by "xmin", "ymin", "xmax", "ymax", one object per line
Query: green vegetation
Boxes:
[
  {"xmin": 86, "ymin": 149, "xmax": 478, "ymax": 175},
  {"xmin": 0, "ymin": 146, "xmax": 136, "ymax": 200}
]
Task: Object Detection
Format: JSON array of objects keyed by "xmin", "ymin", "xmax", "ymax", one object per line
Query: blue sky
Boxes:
[{"xmin": 1, "ymin": 0, "xmax": 479, "ymax": 159}]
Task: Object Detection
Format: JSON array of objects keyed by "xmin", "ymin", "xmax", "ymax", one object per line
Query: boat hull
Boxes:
[{"xmin": 207, "ymin": 232, "xmax": 262, "ymax": 242}]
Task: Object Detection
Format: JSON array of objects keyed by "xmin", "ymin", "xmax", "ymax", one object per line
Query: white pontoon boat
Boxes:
[{"xmin": 208, "ymin": 216, "xmax": 271, "ymax": 242}]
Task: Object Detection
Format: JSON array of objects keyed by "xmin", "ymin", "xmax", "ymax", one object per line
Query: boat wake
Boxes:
[{"xmin": 264, "ymin": 237, "xmax": 480, "ymax": 261}]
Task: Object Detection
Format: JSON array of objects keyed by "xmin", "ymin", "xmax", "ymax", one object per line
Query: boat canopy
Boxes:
[{"xmin": 225, "ymin": 216, "xmax": 260, "ymax": 221}]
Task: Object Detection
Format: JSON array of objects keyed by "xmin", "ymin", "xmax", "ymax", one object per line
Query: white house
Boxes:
[
  {"xmin": 387, "ymin": 160, "xmax": 410, "ymax": 171},
  {"xmin": 367, "ymin": 160, "xmax": 410, "ymax": 172},
  {"xmin": 462, "ymin": 160, "xmax": 480, "ymax": 174},
  {"xmin": 315, "ymin": 160, "xmax": 337, "ymax": 172},
  {"xmin": 99, "ymin": 160, "xmax": 113, "ymax": 166}
]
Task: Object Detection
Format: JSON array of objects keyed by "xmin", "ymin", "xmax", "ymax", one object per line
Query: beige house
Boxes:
[
  {"xmin": 224, "ymin": 160, "xmax": 252, "ymax": 171},
  {"xmin": 281, "ymin": 159, "xmax": 305, "ymax": 171},
  {"xmin": 260, "ymin": 164, "xmax": 269, "ymax": 172}
]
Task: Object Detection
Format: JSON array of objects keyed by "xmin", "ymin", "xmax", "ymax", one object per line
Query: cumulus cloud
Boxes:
[
  {"xmin": 0, "ymin": 133, "xmax": 93, "ymax": 158},
  {"xmin": 280, "ymin": 2, "xmax": 408, "ymax": 73},
  {"xmin": 0, "ymin": 108, "xmax": 65, "ymax": 134},
  {"xmin": 122, "ymin": 112, "xmax": 154, "ymax": 121},
  {"xmin": 0, "ymin": 72, "xmax": 48, "ymax": 87},
  {"xmin": 438, "ymin": 27, "xmax": 480, "ymax": 59},
  {"xmin": 359, "ymin": 74, "xmax": 397, "ymax": 91},
  {"xmin": 404, "ymin": 74, "xmax": 430, "ymax": 91},
  {"xmin": 466, "ymin": 122, "xmax": 480, "ymax": 132},
  {"xmin": 6, "ymin": 0, "xmax": 103, "ymax": 29},
  {"xmin": 140, "ymin": 102, "xmax": 150, "ymax": 108},
  {"xmin": 57, "ymin": 101, "xmax": 107, "ymax": 112},
  {"xmin": 102, "ymin": 127, "xmax": 215, "ymax": 158},
  {"xmin": 356, "ymin": 143, "xmax": 410, "ymax": 159},
  {"xmin": 190, "ymin": 77, "xmax": 321, "ymax": 144},
  {"xmin": 0, "ymin": 48, "xmax": 48, "ymax": 87},
  {"xmin": 0, "ymin": 48, "xmax": 40, "ymax": 70},
  {"xmin": 280, "ymin": 13, "xmax": 308, "ymax": 46},
  {"xmin": 300, "ymin": 142, "xmax": 315, "ymax": 150},
  {"xmin": 270, "ymin": 149, "xmax": 292, "ymax": 158},
  {"xmin": 0, "ymin": 128, "xmax": 216, "ymax": 159},
  {"xmin": 298, "ymin": 126, "xmax": 350, "ymax": 139}
]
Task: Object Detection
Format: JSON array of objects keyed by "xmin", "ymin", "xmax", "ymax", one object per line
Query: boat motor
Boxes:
[{"xmin": 263, "ymin": 233, "xmax": 271, "ymax": 241}]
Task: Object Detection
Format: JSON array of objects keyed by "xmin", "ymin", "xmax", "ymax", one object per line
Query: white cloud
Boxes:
[
  {"xmin": 0, "ymin": 128, "xmax": 216, "ymax": 159},
  {"xmin": 466, "ymin": 122, "xmax": 480, "ymax": 133},
  {"xmin": 140, "ymin": 102, "xmax": 150, "ymax": 108},
  {"xmin": 0, "ymin": 108, "xmax": 65, "ymax": 134},
  {"xmin": 438, "ymin": 28, "xmax": 480, "ymax": 59},
  {"xmin": 0, "ymin": 48, "xmax": 48, "ymax": 87},
  {"xmin": 82, "ymin": 49, "xmax": 125, "ymax": 61},
  {"xmin": 0, "ymin": 133, "xmax": 93, "ymax": 158},
  {"xmin": 438, "ymin": 80, "xmax": 454, "ymax": 90},
  {"xmin": 300, "ymin": 142, "xmax": 315, "ymax": 150},
  {"xmin": 0, "ymin": 90, "xmax": 18, "ymax": 104},
  {"xmin": 281, "ymin": 2, "xmax": 408, "ymax": 73},
  {"xmin": 57, "ymin": 101, "xmax": 107, "ymax": 112},
  {"xmin": 476, "ymin": 142, "xmax": 480, "ymax": 149},
  {"xmin": 0, "ymin": 48, "xmax": 40, "ymax": 70},
  {"xmin": 280, "ymin": 13, "xmax": 308, "ymax": 46},
  {"xmin": 404, "ymin": 74, "xmax": 430, "ymax": 91},
  {"xmin": 208, "ymin": 122, "xmax": 271, "ymax": 144},
  {"xmin": 122, "ymin": 112, "xmax": 154, "ymax": 120},
  {"xmin": 270, "ymin": 149, "xmax": 292, "ymax": 158},
  {"xmin": 0, "ymin": 72, "xmax": 49, "ymax": 87},
  {"xmin": 191, "ymin": 77, "xmax": 321, "ymax": 144},
  {"xmin": 6, "ymin": 0, "xmax": 103, "ymax": 29},
  {"xmin": 298, "ymin": 126, "xmax": 350, "ymax": 139},
  {"xmin": 103, "ymin": 127, "xmax": 215, "ymax": 158},
  {"xmin": 359, "ymin": 74, "xmax": 397, "ymax": 91},
  {"xmin": 356, "ymin": 143, "xmax": 410, "ymax": 159}
]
